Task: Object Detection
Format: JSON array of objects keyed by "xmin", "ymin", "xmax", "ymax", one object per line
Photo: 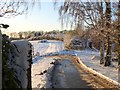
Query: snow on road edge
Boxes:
[
  {"xmin": 32, "ymin": 58, "xmax": 55, "ymax": 88},
  {"xmin": 76, "ymin": 57, "xmax": 120, "ymax": 87}
]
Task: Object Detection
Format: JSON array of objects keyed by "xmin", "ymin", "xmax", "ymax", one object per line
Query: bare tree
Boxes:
[
  {"xmin": 58, "ymin": 0, "xmax": 120, "ymax": 67},
  {"xmin": 104, "ymin": 1, "xmax": 112, "ymax": 66},
  {"xmin": 97, "ymin": 2, "xmax": 105, "ymax": 64},
  {"xmin": 58, "ymin": 0, "xmax": 107, "ymax": 64}
]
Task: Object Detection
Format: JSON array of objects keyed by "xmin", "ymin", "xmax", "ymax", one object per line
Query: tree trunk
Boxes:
[
  {"xmin": 100, "ymin": 2, "xmax": 105, "ymax": 64},
  {"xmin": 104, "ymin": 1, "xmax": 112, "ymax": 66},
  {"xmin": 100, "ymin": 39, "xmax": 105, "ymax": 64},
  {"xmin": 118, "ymin": 0, "xmax": 120, "ymax": 71},
  {"xmin": 105, "ymin": 35, "xmax": 112, "ymax": 66}
]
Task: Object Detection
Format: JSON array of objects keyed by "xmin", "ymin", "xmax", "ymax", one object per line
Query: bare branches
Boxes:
[
  {"xmin": 0, "ymin": 0, "xmax": 40, "ymax": 18},
  {"xmin": 58, "ymin": 0, "xmax": 119, "ymax": 39},
  {"xmin": 58, "ymin": 0, "xmax": 104, "ymax": 31}
]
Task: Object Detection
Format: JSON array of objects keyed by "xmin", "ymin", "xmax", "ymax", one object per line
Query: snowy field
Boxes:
[
  {"xmin": 30, "ymin": 40, "xmax": 119, "ymax": 88},
  {"xmin": 30, "ymin": 40, "xmax": 64, "ymax": 57}
]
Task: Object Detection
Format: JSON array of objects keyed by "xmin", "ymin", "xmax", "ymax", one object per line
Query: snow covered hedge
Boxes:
[{"xmin": 2, "ymin": 34, "xmax": 32, "ymax": 89}]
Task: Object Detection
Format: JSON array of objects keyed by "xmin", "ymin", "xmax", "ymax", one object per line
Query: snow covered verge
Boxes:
[
  {"xmin": 76, "ymin": 57, "xmax": 120, "ymax": 87},
  {"xmin": 32, "ymin": 57, "xmax": 55, "ymax": 88},
  {"xmin": 74, "ymin": 50, "xmax": 120, "ymax": 85},
  {"xmin": 2, "ymin": 34, "xmax": 32, "ymax": 89}
]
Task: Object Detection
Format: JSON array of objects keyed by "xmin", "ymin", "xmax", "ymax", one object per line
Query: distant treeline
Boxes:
[{"xmin": 10, "ymin": 30, "xmax": 68, "ymax": 41}]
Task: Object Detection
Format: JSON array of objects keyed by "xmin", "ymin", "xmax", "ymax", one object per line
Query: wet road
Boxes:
[
  {"xmin": 51, "ymin": 55, "xmax": 120, "ymax": 89},
  {"xmin": 52, "ymin": 58, "xmax": 93, "ymax": 88}
]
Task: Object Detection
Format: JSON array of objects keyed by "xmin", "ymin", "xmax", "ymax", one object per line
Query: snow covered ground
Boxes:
[{"xmin": 30, "ymin": 40, "xmax": 119, "ymax": 88}]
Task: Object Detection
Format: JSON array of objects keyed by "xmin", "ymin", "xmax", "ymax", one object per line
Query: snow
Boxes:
[
  {"xmin": 30, "ymin": 40, "xmax": 64, "ymax": 57},
  {"xmin": 31, "ymin": 57, "xmax": 55, "ymax": 88},
  {"xmin": 10, "ymin": 40, "xmax": 32, "ymax": 88},
  {"xmin": 30, "ymin": 40, "xmax": 120, "ymax": 88},
  {"xmin": 30, "ymin": 40, "xmax": 64, "ymax": 88},
  {"xmin": 76, "ymin": 57, "xmax": 120, "ymax": 86},
  {"xmin": 74, "ymin": 50, "xmax": 119, "ymax": 83},
  {"xmin": 12, "ymin": 40, "xmax": 31, "ymax": 70}
]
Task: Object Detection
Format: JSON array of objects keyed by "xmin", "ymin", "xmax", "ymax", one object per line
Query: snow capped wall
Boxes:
[
  {"xmin": 2, "ymin": 34, "xmax": 32, "ymax": 89},
  {"xmin": 11, "ymin": 40, "xmax": 32, "ymax": 88}
]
